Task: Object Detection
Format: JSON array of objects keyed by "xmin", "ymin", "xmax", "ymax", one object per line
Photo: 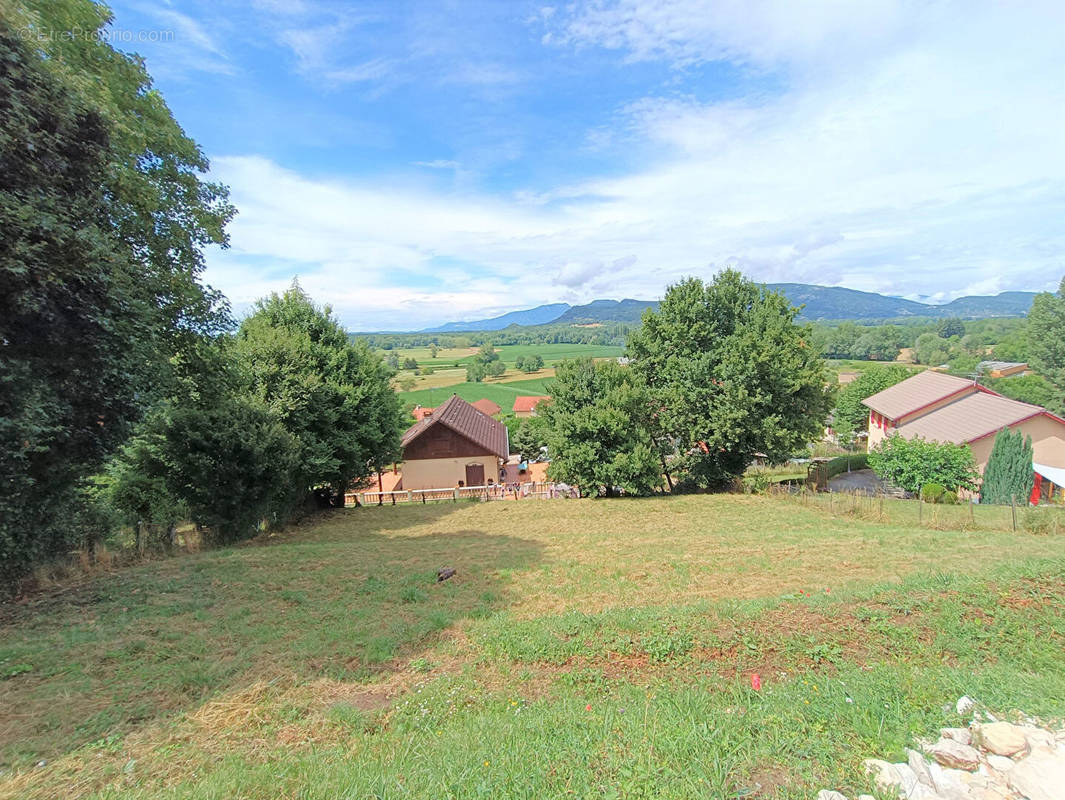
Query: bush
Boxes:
[
  {"xmin": 868, "ymin": 435, "xmax": 977, "ymax": 494},
  {"xmin": 920, "ymin": 483, "xmax": 946, "ymax": 503},
  {"xmin": 941, "ymin": 490, "xmax": 958, "ymax": 505},
  {"xmin": 742, "ymin": 473, "xmax": 772, "ymax": 494}
]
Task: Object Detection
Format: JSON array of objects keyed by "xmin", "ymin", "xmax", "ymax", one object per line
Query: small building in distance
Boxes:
[
  {"xmin": 513, "ymin": 395, "xmax": 551, "ymax": 418},
  {"xmin": 411, "ymin": 405, "xmax": 434, "ymax": 421},
  {"xmin": 977, "ymin": 361, "xmax": 1029, "ymax": 379},
  {"xmin": 400, "ymin": 394, "xmax": 509, "ymax": 489},
  {"xmin": 862, "ymin": 370, "xmax": 1065, "ymax": 490},
  {"xmin": 470, "ymin": 398, "xmax": 502, "ymax": 417}
]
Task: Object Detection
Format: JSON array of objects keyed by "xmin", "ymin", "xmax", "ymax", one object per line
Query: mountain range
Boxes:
[{"xmin": 419, "ymin": 284, "xmax": 1037, "ymax": 332}]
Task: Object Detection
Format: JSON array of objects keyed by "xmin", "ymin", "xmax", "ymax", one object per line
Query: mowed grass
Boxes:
[{"xmin": 2, "ymin": 495, "xmax": 1064, "ymax": 799}]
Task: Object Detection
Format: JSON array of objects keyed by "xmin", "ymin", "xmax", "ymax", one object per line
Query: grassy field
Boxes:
[
  {"xmin": 386, "ymin": 343, "xmax": 623, "ymax": 370},
  {"xmin": 398, "ymin": 376, "xmax": 556, "ymax": 411},
  {"xmin": 389, "ymin": 343, "xmax": 622, "ymax": 398},
  {"xmin": 2, "ymin": 495, "xmax": 1064, "ymax": 799}
]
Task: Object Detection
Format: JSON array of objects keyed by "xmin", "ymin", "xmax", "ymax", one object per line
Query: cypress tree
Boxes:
[{"xmin": 981, "ymin": 428, "xmax": 1034, "ymax": 505}]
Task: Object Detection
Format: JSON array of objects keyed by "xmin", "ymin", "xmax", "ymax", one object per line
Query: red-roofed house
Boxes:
[
  {"xmin": 513, "ymin": 395, "xmax": 551, "ymax": 418},
  {"xmin": 471, "ymin": 398, "xmax": 502, "ymax": 417},
  {"xmin": 862, "ymin": 371, "xmax": 1065, "ymax": 490},
  {"xmin": 411, "ymin": 405, "xmax": 434, "ymax": 421},
  {"xmin": 400, "ymin": 394, "xmax": 509, "ymax": 489}
]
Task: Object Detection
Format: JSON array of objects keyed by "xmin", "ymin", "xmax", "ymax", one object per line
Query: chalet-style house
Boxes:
[
  {"xmin": 863, "ymin": 370, "xmax": 1065, "ymax": 501},
  {"xmin": 513, "ymin": 395, "xmax": 550, "ymax": 418},
  {"xmin": 400, "ymin": 394, "xmax": 509, "ymax": 490}
]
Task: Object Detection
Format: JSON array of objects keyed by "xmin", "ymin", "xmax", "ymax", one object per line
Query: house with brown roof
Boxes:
[
  {"xmin": 400, "ymin": 394, "xmax": 509, "ymax": 490},
  {"xmin": 513, "ymin": 395, "xmax": 551, "ymax": 418},
  {"xmin": 470, "ymin": 398, "xmax": 502, "ymax": 417},
  {"xmin": 862, "ymin": 370, "xmax": 1065, "ymax": 483}
]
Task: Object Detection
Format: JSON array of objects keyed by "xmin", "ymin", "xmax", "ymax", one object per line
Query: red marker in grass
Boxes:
[{"xmin": 750, "ymin": 673, "xmax": 761, "ymax": 691}]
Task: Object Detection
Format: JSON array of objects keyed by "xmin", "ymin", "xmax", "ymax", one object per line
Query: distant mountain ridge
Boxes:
[
  {"xmin": 420, "ymin": 303, "xmax": 571, "ymax": 332},
  {"xmin": 418, "ymin": 285, "xmax": 1036, "ymax": 331}
]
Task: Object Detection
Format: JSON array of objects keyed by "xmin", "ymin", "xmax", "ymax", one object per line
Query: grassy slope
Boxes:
[
  {"xmin": 2, "ymin": 496, "xmax": 1063, "ymax": 799},
  {"xmin": 390, "ymin": 343, "xmax": 624, "ymax": 369}
]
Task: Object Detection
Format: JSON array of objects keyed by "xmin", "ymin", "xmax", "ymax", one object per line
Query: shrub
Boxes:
[
  {"xmin": 941, "ymin": 490, "xmax": 958, "ymax": 505},
  {"xmin": 868, "ymin": 435, "xmax": 977, "ymax": 494},
  {"xmin": 920, "ymin": 483, "xmax": 946, "ymax": 503},
  {"xmin": 742, "ymin": 473, "xmax": 772, "ymax": 494}
]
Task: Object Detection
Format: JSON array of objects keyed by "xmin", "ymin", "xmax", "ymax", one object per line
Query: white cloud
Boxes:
[{"xmin": 203, "ymin": 1, "xmax": 1065, "ymax": 328}]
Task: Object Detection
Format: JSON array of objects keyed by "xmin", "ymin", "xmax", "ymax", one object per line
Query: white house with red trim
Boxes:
[{"xmin": 862, "ymin": 370, "xmax": 1065, "ymax": 502}]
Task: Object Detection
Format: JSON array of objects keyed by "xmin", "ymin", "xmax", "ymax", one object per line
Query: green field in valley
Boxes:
[
  {"xmin": 384, "ymin": 342, "xmax": 624, "ymax": 369},
  {"xmin": 2, "ymin": 494, "xmax": 1064, "ymax": 799},
  {"xmin": 398, "ymin": 376, "xmax": 556, "ymax": 412}
]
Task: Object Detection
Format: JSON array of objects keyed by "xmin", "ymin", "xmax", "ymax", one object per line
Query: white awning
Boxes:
[{"xmin": 1033, "ymin": 462, "xmax": 1065, "ymax": 488}]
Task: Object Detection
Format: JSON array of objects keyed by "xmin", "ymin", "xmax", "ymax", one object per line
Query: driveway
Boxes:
[{"xmin": 828, "ymin": 468, "xmax": 887, "ymax": 496}]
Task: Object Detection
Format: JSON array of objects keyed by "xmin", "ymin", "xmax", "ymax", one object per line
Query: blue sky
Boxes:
[{"xmin": 105, "ymin": 0, "xmax": 1064, "ymax": 330}]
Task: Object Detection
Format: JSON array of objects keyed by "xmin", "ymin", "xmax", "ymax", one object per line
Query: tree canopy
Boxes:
[
  {"xmin": 1026, "ymin": 276, "xmax": 1065, "ymax": 414},
  {"xmin": 541, "ymin": 359, "xmax": 661, "ymax": 497},
  {"xmin": 627, "ymin": 271, "xmax": 832, "ymax": 489},
  {"xmin": 235, "ymin": 283, "xmax": 403, "ymax": 507}
]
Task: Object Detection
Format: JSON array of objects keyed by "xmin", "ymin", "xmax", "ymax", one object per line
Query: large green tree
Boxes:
[
  {"xmin": 1, "ymin": 2, "xmax": 233, "ymax": 590},
  {"xmin": 833, "ymin": 365, "xmax": 912, "ymax": 443},
  {"xmin": 627, "ymin": 271, "xmax": 832, "ymax": 490},
  {"xmin": 108, "ymin": 350, "xmax": 298, "ymax": 545},
  {"xmin": 541, "ymin": 359, "xmax": 661, "ymax": 497},
  {"xmin": 980, "ymin": 428, "xmax": 1035, "ymax": 505},
  {"xmin": 1026, "ymin": 276, "xmax": 1065, "ymax": 414},
  {"xmin": 0, "ymin": 28, "xmax": 129, "ymax": 585},
  {"xmin": 234, "ymin": 284, "xmax": 403, "ymax": 508}
]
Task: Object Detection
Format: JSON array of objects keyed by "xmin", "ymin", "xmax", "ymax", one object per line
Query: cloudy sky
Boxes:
[{"xmin": 107, "ymin": 0, "xmax": 1064, "ymax": 330}]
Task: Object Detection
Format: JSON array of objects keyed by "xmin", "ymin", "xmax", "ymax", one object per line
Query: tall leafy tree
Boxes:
[
  {"xmin": 833, "ymin": 365, "xmax": 912, "ymax": 443},
  {"xmin": 541, "ymin": 359, "xmax": 661, "ymax": 497},
  {"xmin": 1, "ymin": 2, "xmax": 233, "ymax": 589},
  {"xmin": 0, "ymin": 28, "xmax": 130, "ymax": 585},
  {"xmin": 980, "ymin": 428, "xmax": 1035, "ymax": 505},
  {"xmin": 1026, "ymin": 276, "xmax": 1065, "ymax": 414},
  {"xmin": 235, "ymin": 284, "xmax": 403, "ymax": 508},
  {"xmin": 628, "ymin": 271, "xmax": 832, "ymax": 490}
]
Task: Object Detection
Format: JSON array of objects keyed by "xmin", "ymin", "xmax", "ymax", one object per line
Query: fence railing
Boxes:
[{"xmin": 348, "ymin": 482, "xmax": 578, "ymax": 506}]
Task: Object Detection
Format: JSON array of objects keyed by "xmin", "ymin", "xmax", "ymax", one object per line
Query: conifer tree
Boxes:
[{"xmin": 980, "ymin": 428, "xmax": 1034, "ymax": 505}]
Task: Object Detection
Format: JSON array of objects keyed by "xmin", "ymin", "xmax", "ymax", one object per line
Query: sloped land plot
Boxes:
[{"xmin": 2, "ymin": 495, "xmax": 1063, "ymax": 799}]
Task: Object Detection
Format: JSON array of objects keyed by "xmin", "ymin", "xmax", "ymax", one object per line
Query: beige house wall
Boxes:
[
  {"xmin": 968, "ymin": 415, "xmax": 1065, "ymax": 475},
  {"xmin": 514, "ymin": 410, "xmax": 535, "ymax": 418},
  {"xmin": 402, "ymin": 455, "xmax": 500, "ymax": 490}
]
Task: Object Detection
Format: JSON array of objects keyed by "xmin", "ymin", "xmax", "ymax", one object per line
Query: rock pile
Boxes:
[{"xmin": 815, "ymin": 697, "xmax": 1065, "ymax": 800}]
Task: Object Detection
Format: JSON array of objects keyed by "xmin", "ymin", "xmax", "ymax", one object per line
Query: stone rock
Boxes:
[
  {"xmin": 956, "ymin": 696, "xmax": 975, "ymax": 716},
  {"xmin": 893, "ymin": 762, "xmax": 920, "ymax": 796},
  {"xmin": 1020, "ymin": 725, "xmax": 1056, "ymax": 751},
  {"xmin": 927, "ymin": 762, "xmax": 974, "ymax": 800},
  {"xmin": 940, "ymin": 727, "xmax": 972, "ymax": 746},
  {"xmin": 985, "ymin": 754, "xmax": 1015, "ymax": 773},
  {"xmin": 925, "ymin": 738, "xmax": 982, "ymax": 771},
  {"xmin": 975, "ymin": 721, "xmax": 1029, "ymax": 757},
  {"xmin": 1007, "ymin": 751, "xmax": 1065, "ymax": 800},
  {"xmin": 863, "ymin": 759, "xmax": 902, "ymax": 793},
  {"xmin": 816, "ymin": 791, "xmax": 848, "ymax": 800},
  {"xmin": 907, "ymin": 748, "xmax": 935, "ymax": 787}
]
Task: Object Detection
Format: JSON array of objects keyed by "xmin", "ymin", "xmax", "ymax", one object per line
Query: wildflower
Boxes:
[
  {"xmin": 845, "ymin": 697, "xmax": 854, "ymax": 704},
  {"xmin": 484, "ymin": 761, "xmax": 490, "ymax": 767}
]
